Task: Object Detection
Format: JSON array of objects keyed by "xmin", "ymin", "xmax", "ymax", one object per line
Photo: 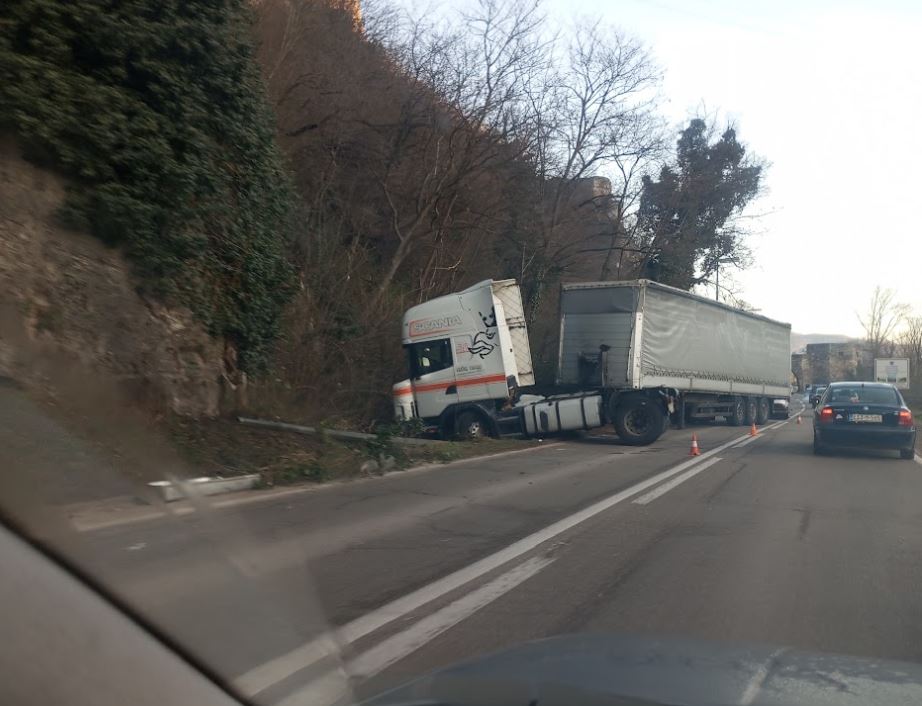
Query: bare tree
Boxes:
[
  {"xmin": 507, "ymin": 18, "xmax": 664, "ymax": 316},
  {"xmin": 858, "ymin": 286, "xmax": 910, "ymax": 358},
  {"xmin": 896, "ymin": 314, "xmax": 922, "ymax": 386},
  {"xmin": 362, "ymin": 0, "xmax": 552, "ymax": 309}
]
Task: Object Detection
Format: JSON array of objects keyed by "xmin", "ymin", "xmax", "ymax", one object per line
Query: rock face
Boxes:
[{"xmin": 0, "ymin": 140, "xmax": 225, "ymax": 416}]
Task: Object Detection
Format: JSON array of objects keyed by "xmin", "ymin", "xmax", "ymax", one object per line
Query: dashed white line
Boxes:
[
  {"xmin": 275, "ymin": 556, "xmax": 554, "ymax": 706},
  {"xmin": 633, "ymin": 457, "xmax": 724, "ymax": 505}
]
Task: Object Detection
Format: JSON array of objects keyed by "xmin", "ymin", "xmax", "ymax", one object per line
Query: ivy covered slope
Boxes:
[{"xmin": 0, "ymin": 0, "xmax": 295, "ymax": 370}]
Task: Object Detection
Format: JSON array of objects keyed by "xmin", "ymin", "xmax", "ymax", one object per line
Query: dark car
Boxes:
[
  {"xmin": 812, "ymin": 382, "xmax": 916, "ymax": 459},
  {"xmin": 771, "ymin": 398, "xmax": 790, "ymax": 419},
  {"xmin": 809, "ymin": 385, "xmax": 827, "ymax": 406}
]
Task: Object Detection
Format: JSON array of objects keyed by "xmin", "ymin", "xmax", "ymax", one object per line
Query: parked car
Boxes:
[
  {"xmin": 809, "ymin": 385, "xmax": 827, "ymax": 406},
  {"xmin": 812, "ymin": 382, "xmax": 916, "ymax": 459},
  {"xmin": 771, "ymin": 398, "xmax": 790, "ymax": 419}
]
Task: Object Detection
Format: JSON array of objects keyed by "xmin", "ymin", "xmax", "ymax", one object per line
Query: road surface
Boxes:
[{"xmin": 14, "ymin": 396, "xmax": 922, "ymax": 705}]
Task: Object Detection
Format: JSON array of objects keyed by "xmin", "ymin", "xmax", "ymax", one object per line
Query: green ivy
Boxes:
[{"xmin": 0, "ymin": 0, "xmax": 296, "ymax": 370}]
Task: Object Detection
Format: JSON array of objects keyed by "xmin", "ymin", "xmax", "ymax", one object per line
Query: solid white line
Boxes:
[
  {"xmin": 734, "ymin": 435, "xmax": 759, "ymax": 448},
  {"xmin": 234, "ymin": 431, "xmax": 753, "ymax": 696},
  {"xmin": 349, "ymin": 555, "xmax": 553, "ymax": 679},
  {"xmin": 274, "ymin": 556, "xmax": 554, "ymax": 706},
  {"xmin": 632, "ymin": 457, "xmax": 723, "ymax": 505}
]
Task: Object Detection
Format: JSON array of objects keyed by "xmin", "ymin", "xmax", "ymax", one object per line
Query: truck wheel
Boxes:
[
  {"xmin": 455, "ymin": 410, "xmax": 488, "ymax": 440},
  {"xmin": 613, "ymin": 397, "xmax": 665, "ymax": 446},
  {"xmin": 744, "ymin": 397, "xmax": 757, "ymax": 426},
  {"xmin": 756, "ymin": 397, "xmax": 770, "ymax": 425},
  {"xmin": 727, "ymin": 396, "xmax": 746, "ymax": 426}
]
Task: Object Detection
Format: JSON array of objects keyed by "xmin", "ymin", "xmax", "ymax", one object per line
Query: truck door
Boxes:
[{"xmin": 407, "ymin": 338, "xmax": 459, "ymax": 420}]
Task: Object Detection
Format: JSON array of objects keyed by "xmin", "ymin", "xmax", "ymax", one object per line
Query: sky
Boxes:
[
  {"xmin": 404, "ymin": 0, "xmax": 922, "ymax": 336},
  {"xmin": 535, "ymin": 0, "xmax": 922, "ymax": 336}
]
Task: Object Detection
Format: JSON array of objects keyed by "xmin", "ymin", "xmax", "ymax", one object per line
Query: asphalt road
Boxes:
[{"xmin": 15, "ymin": 396, "xmax": 922, "ymax": 705}]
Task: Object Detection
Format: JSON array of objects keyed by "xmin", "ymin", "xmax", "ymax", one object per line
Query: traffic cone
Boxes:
[
  {"xmin": 750, "ymin": 422, "xmax": 758, "ymax": 437},
  {"xmin": 796, "ymin": 415, "xmax": 802, "ymax": 425},
  {"xmin": 689, "ymin": 433, "xmax": 701, "ymax": 456}
]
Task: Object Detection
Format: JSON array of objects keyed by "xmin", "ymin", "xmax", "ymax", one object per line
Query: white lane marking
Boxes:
[
  {"xmin": 740, "ymin": 648, "xmax": 788, "ymax": 705},
  {"xmin": 275, "ymin": 556, "xmax": 555, "ymax": 706},
  {"xmin": 633, "ymin": 457, "xmax": 723, "ymax": 505},
  {"xmin": 235, "ymin": 432, "xmax": 753, "ymax": 696},
  {"xmin": 734, "ymin": 435, "xmax": 759, "ymax": 448},
  {"xmin": 731, "ymin": 418, "xmax": 792, "ymax": 450}
]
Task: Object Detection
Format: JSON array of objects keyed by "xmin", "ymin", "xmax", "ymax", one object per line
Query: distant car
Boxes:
[
  {"xmin": 771, "ymin": 398, "xmax": 790, "ymax": 419},
  {"xmin": 809, "ymin": 385, "xmax": 827, "ymax": 406},
  {"xmin": 812, "ymin": 382, "xmax": 916, "ymax": 459}
]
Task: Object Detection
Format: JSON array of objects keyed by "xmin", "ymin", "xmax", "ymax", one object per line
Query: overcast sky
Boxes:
[{"xmin": 533, "ymin": 0, "xmax": 922, "ymax": 336}]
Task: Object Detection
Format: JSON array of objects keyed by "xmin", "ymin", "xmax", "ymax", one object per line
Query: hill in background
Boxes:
[{"xmin": 790, "ymin": 332, "xmax": 855, "ymax": 353}]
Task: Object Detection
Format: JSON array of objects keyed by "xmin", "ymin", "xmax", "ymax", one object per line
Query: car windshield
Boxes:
[{"xmin": 6, "ymin": 2, "xmax": 922, "ymax": 706}]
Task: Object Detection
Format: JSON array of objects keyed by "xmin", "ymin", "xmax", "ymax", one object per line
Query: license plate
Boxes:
[{"xmin": 850, "ymin": 414, "xmax": 882, "ymax": 423}]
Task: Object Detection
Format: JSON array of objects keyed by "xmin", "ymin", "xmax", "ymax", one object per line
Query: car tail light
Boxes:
[
  {"xmin": 819, "ymin": 406, "xmax": 834, "ymax": 423},
  {"xmin": 899, "ymin": 409, "xmax": 913, "ymax": 427}
]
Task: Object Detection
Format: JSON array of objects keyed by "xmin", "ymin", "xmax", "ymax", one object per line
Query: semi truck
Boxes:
[{"xmin": 392, "ymin": 278, "xmax": 791, "ymax": 445}]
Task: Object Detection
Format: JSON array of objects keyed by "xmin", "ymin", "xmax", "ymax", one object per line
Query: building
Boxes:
[{"xmin": 792, "ymin": 342, "xmax": 872, "ymax": 389}]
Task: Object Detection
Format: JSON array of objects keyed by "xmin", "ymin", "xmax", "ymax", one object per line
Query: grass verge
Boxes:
[{"xmin": 166, "ymin": 416, "xmax": 540, "ymax": 487}]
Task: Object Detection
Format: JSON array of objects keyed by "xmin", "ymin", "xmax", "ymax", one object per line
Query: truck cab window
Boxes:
[{"xmin": 408, "ymin": 339, "xmax": 453, "ymax": 379}]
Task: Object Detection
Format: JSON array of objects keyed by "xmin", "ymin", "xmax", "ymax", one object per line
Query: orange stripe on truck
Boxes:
[{"xmin": 392, "ymin": 373, "xmax": 507, "ymax": 396}]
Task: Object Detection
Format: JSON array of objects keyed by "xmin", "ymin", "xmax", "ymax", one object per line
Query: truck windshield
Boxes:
[{"xmin": 408, "ymin": 339, "xmax": 453, "ymax": 378}]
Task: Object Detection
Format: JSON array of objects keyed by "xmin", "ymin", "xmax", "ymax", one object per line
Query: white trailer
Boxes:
[
  {"xmin": 558, "ymin": 280, "xmax": 791, "ymax": 442},
  {"xmin": 393, "ymin": 279, "xmax": 792, "ymax": 445}
]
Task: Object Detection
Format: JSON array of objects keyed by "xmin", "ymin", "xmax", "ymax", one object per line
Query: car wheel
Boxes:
[
  {"xmin": 456, "ymin": 410, "xmax": 488, "ymax": 440},
  {"xmin": 900, "ymin": 448, "xmax": 915, "ymax": 460},
  {"xmin": 813, "ymin": 433, "xmax": 825, "ymax": 456}
]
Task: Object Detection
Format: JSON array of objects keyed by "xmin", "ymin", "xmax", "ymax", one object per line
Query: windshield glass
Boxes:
[
  {"xmin": 408, "ymin": 339, "xmax": 453, "ymax": 378},
  {"xmin": 5, "ymin": 1, "xmax": 922, "ymax": 706},
  {"xmin": 828, "ymin": 387, "xmax": 900, "ymax": 405}
]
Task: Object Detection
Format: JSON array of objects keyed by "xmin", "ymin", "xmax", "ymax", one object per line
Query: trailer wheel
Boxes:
[
  {"xmin": 613, "ymin": 397, "xmax": 665, "ymax": 446},
  {"xmin": 744, "ymin": 397, "xmax": 757, "ymax": 426},
  {"xmin": 727, "ymin": 396, "xmax": 746, "ymax": 427},
  {"xmin": 455, "ymin": 410, "xmax": 488, "ymax": 440},
  {"xmin": 756, "ymin": 397, "xmax": 770, "ymax": 425}
]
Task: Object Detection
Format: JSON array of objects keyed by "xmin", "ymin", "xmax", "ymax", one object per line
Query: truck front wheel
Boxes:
[
  {"xmin": 613, "ymin": 397, "xmax": 665, "ymax": 446},
  {"xmin": 455, "ymin": 410, "xmax": 489, "ymax": 440}
]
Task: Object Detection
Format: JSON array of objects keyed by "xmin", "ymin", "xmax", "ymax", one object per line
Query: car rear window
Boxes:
[{"xmin": 828, "ymin": 387, "xmax": 900, "ymax": 405}]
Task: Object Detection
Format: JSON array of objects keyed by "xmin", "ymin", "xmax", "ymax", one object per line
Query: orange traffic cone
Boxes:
[
  {"xmin": 689, "ymin": 433, "xmax": 701, "ymax": 456},
  {"xmin": 796, "ymin": 415, "xmax": 802, "ymax": 425},
  {"xmin": 750, "ymin": 422, "xmax": 758, "ymax": 437}
]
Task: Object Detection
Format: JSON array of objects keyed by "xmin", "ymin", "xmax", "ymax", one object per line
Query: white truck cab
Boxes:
[{"xmin": 393, "ymin": 279, "xmax": 534, "ymax": 435}]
